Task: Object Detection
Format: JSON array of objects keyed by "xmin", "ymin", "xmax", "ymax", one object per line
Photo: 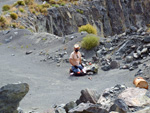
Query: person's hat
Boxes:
[{"xmin": 74, "ymin": 44, "xmax": 80, "ymax": 49}]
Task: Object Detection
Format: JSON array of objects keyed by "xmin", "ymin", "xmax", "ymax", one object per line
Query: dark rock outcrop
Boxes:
[
  {"xmin": 21, "ymin": 0, "xmax": 150, "ymax": 36},
  {"xmin": 0, "ymin": 83, "xmax": 29, "ymax": 113}
]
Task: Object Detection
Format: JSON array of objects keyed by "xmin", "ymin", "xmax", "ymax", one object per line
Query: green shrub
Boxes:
[
  {"xmin": 40, "ymin": 8, "xmax": 48, "ymax": 15},
  {"xmin": 17, "ymin": 0, "xmax": 25, "ymax": 6},
  {"xmin": 11, "ymin": 23, "xmax": 17, "ymax": 28},
  {"xmin": 60, "ymin": 2, "xmax": 65, "ymax": 6},
  {"xmin": 76, "ymin": 9, "xmax": 83, "ymax": 14},
  {"xmin": 10, "ymin": 13, "xmax": 18, "ymax": 20},
  {"xmin": 2, "ymin": 5, "xmax": 11, "ymax": 11},
  {"xmin": 42, "ymin": 3, "xmax": 50, "ymax": 8},
  {"xmin": 81, "ymin": 34, "xmax": 99, "ymax": 50},
  {"xmin": 79, "ymin": 24, "xmax": 97, "ymax": 35},
  {"xmin": 32, "ymin": 10, "xmax": 36, "ymax": 14},
  {"xmin": 19, "ymin": 8, "xmax": 25, "ymax": 12},
  {"xmin": 52, "ymin": 4, "xmax": 59, "ymax": 7},
  {"xmin": 49, "ymin": 0, "xmax": 56, "ymax": 4},
  {"xmin": 19, "ymin": 25, "xmax": 25, "ymax": 29},
  {"xmin": 24, "ymin": 0, "xmax": 34, "ymax": 5},
  {"xmin": 0, "ymin": 16, "xmax": 6, "ymax": 23},
  {"xmin": 0, "ymin": 16, "xmax": 7, "ymax": 28}
]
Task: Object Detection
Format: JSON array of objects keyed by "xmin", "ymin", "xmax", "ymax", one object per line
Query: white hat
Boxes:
[{"xmin": 74, "ymin": 44, "xmax": 80, "ymax": 49}]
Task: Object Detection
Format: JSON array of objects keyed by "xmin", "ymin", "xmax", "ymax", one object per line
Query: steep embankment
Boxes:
[{"xmin": 22, "ymin": 0, "xmax": 150, "ymax": 36}]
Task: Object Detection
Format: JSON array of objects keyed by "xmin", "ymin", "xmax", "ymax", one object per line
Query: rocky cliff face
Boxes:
[{"xmin": 23, "ymin": 0, "xmax": 150, "ymax": 36}]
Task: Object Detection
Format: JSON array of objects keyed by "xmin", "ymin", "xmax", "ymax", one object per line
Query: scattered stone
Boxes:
[
  {"xmin": 101, "ymin": 65, "xmax": 110, "ymax": 71},
  {"xmin": 76, "ymin": 89, "xmax": 100, "ymax": 105},
  {"xmin": 110, "ymin": 61, "xmax": 119, "ymax": 69},
  {"xmin": 55, "ymin": 107, "xmax": 66, "ymax": 113},
  {"xmin": 130, "ymin": 26, "xmax": 137, "ymax": 32},
  {"xmin": 144, "ymin": 36, "xmax": 150, "ymax": 43},
  {"xmin": 109, "ymin": 99, "xmax": 129, "ymax": 113},
  {"xmin": 64, "ymin": 101, "xmax": 77, "ymax": 113},
  {"xmin": 26, "ymin": 51, "xmax": 33, "ymax": 55},
  {"xmin": 120, "ymin": 65, "xmax": 129, "ymax": 69},
  {"xmin": 70, "ymin": 36, "xmax": 75, "ymax": 40},
  {"xmin": 126, "ymin": 56, "xmax": 133, "ymax": 63},
  {"xmin": 96, "ymin": 50, "xmax": 103, "ymax": 58},
  {"xmin": 0, "ymin": 83, "xmax": 29, "ymax": 113},
  {"xmin": 5, "ymin": 36, "xmax": 13, "ymax": 43},
  {"xmin": 68, "ymin": 103, "xmax": 108, "ymax": 113},
  {"xmin": 57, "ymin": 63, "xmax": 60, "ymax": 67},
  {"xmin": 133, "ymin": 53, "xmax": 139, "ymax": 59},
  {"xmin": 105, "ymin": 43, "xmax": 112, "ymax": 48},
  {"xmin": 141, "ymin": 32, "xmax": 146, "ymax": 36},
  {"xmin": 141, "ymin": 48, "xmax": 148, "ymax": 54},
  {"xmin": 81, "ymin": 31, "xmax": 87, "ymax": 35},
  {"xmin": 92, "ymin": 56, "xmax": 99, "ymax": 63},
  {"xmin": 17, "ymin": 107, "xmax": 24, "ymax": 113},
  {"xmin": 115, "ymin": 56, "xmax": 122, "ymax": 60},
  {"xmin": 14, "ymin": 32, "xmax": 18, "ymax": 35},
  {"xmin": 129, "ymin": 66, "xmax": 134, "ymax": 71}
]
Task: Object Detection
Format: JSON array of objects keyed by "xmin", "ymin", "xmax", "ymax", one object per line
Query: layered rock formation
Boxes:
[{"xmin": 22, "ymin": 0, "xmax": 150, "ymax": 36}]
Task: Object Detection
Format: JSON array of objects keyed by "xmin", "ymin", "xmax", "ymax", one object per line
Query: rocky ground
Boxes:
[
  {"xmin": 0, "ymin": 28, "xmax": 150, "ymax": 112},
  {"xmin": 1, "ymin": 0, "xmax": 150, "ymax": 113}
]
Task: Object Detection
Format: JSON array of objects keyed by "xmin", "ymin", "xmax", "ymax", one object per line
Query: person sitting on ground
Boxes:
[{"xmin": 69, "ymin": 44, "xmax": 83, "ymax": 74}]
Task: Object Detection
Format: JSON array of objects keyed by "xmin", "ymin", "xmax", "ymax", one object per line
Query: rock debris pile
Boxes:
[{"xmin": 52, "ymin": 85, "xmax": 150, "ymax": 113}]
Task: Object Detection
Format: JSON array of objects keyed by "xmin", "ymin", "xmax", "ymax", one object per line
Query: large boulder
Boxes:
[
  {"xmin": 118, "ymin": 87, "xmax": 150, "ymax": 107},
  {"xmin": 0, "ymin": 83, "xmax": 29, "ymax": 113},
  {"xmin": 10, "ymin": 0, "xmax": 150, "ymax": 37}
]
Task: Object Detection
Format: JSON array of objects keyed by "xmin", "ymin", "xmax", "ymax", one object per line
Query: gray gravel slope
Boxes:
[{"xmin": 0, "ymin": 42, "xmax": 136, "ymax": 112}]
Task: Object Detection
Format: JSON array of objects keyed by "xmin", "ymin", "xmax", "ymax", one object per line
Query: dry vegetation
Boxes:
[{"xmin": 0, "ymin": 0, "xmax": 80, "ymax": 30}]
